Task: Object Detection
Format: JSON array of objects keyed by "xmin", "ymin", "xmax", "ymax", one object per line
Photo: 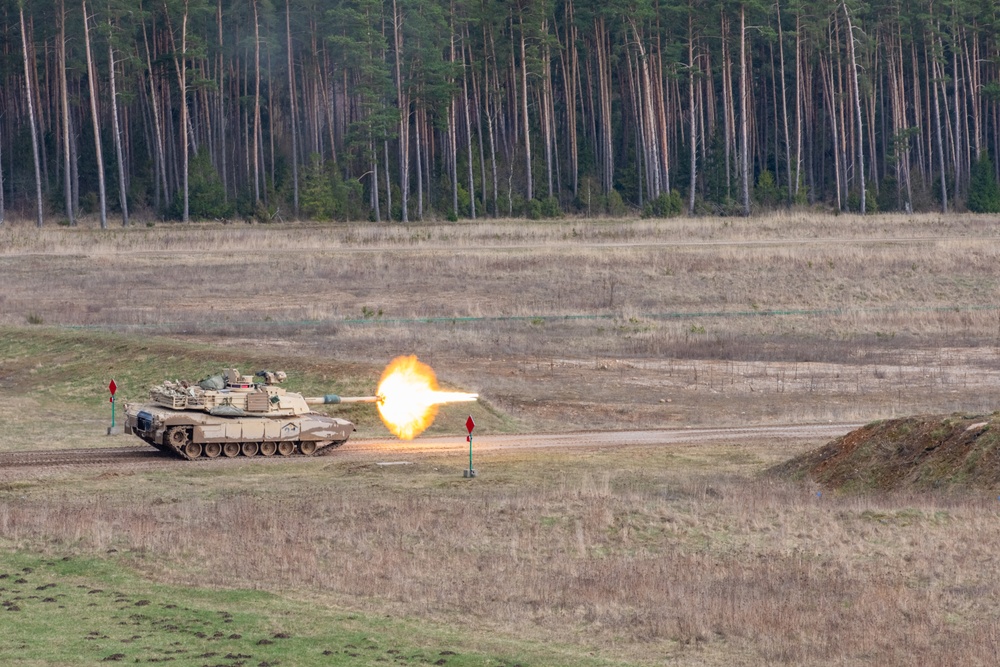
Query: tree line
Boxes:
[{"xmin": 1, "ymin": 0, "xmax": 1000, "ymax": 227}]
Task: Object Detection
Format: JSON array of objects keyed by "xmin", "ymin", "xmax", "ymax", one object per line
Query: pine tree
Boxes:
[{"xmin": 968, "ymin": 152, "xmax": 1000, "ymax": 213}]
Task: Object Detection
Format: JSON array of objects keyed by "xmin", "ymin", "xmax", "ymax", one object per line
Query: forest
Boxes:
[{"xmin": 1, "ymin": 0, "xmax": 999, "ymax": 226}]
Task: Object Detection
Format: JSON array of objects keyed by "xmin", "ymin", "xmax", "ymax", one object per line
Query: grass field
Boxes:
[
  {"xmin": 2, "ymin": 213, "xmax": 1000, "ymax": 665},
  {"xmin": 0, "ymin": 552, "xmax": 531, "ymax": 667},
  {"xmin": 3, "ymin": 212, "xmax": 998, "ymax": 432}
]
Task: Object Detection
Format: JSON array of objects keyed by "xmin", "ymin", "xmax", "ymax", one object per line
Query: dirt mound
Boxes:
[{"xmin": 771, "ymin": 413, "xmax": 1000, "ymax": 491}]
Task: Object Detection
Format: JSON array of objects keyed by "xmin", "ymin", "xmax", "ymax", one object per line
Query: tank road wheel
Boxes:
[
  {"xmin": 260, "ymin": 442, "xmax": 277, "ymax": 457},
  {"xmin": 241, "ymin": 442, "xmax": 259, "ymax": 457},
  {"xmin": 299, "ymin": 441, "xmax": 317, "ymax": 456},
  {"xmin": 277, "ymin": 441, "xmax": 295, "ymax": 457},
  {"xmin": 204, "ymin": 442, "xmax": 222, "ymax": 458},
  {"xmin": 166, "ymin": 427, "xmax": 190, "ymax": 450},
  {"xmin": 222, "ymin": 442, "xmax": 240, "ymax": 458},
  {"xmin": 183, "ymin": 441, "xmax": 203, "ymax": 459}
]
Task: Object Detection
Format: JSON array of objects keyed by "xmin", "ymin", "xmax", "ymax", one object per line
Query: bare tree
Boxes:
[
  {"xmin": 286, "ymin": 0, "xmax": 299, "ymax": 217},
  {"xmin": 252, "ymin": 0, "xmax": 262, "ymax": 204},
  {"xmin": 83, "ymin": 0, "xmax": 108, "ymax": 228},
  {"xmin": 59, "ymin": 0, "xmax": 74, "ymax": 226},
  {"xmin": 739, "ymin": 4, "xmax": 750, "ymax": 216},
  {"xmin": 776, "ymin": 1, "xmax": 792, "ymax": 202},
  {"xmin": 519, "ymin": 11, "xmax": 533, "ymax": 201},
  {"xmin": 162, "ymin": 0, "xmax": 191, "ymax": 220},
  {"xmin": 688, "ymin": 8, "xmax": 698, "ymax": 215},
  {"xmin": 842, "ymin": 0, "xmax": 865, "ymax": 213},
  {"xmin": 20, "ymin": 3, "xmax": 44, "ymax": 227},
  {"xmin": 109, "ymin": 17, "xmax": 129, "ymax": 226}
]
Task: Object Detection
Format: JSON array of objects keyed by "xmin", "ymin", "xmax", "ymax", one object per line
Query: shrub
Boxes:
[
  {"xmin": 967, "ymin": 152, "xmax": 1000, "ymax": 213},
  {"xmin": 642, "ymin": 190, "xmax": 683, "ymax": 218},
  {"xmin": 541, "ymin": 196, "xmax": 561, "ymax": 218},
  {"xmin": 526, "ymin": 198, "xmax": 543, "ymax": 220},
  {"xmin": 606, "ymin": 188, "xmax": 626, "ymax": 216},
  {"xmin": 866, "ymin": 187, "xmax": 879, "ymax": 214},
  {"xmin": 301, "ymin": 154, "xmax": 337, "ymax": 219},
  {"xmin": 300, "ymin": 154, "xmax": 362, "ymax": 221},
  {"xmin": 174, "ymin": 150, "xmax": 233, "ymax": 220},
  {"xmin": 793, "ymin": 172, "xmax": 809, "ymax": 206},
  {"xmin": 754, "ymin": 170, "xmax": 783, "ymax": 208},
  {"xmin": 846, "ymin": 187, "xmax": 878, "ymax": 214}
]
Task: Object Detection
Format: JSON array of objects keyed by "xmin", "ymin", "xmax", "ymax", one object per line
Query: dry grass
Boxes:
[
  {"xmin": 3, "ymin": 444, "xmax": 1000, "ymax": 665},
  {"xmin": 1, "ymin": 211, "xmax": 997, "ymax": 254},
  {"xmin": 3, "ymin": 214, "xmax": 1000, "ymax": 664},
  {"xmin": 1, "ymin": 214, "xmax": 999, "ymax": 430}
]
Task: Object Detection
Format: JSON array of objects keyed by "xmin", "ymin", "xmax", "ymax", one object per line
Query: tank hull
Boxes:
[{"xmin": 125, "ymin": 403, "xmax": 355, "ymax": 460}]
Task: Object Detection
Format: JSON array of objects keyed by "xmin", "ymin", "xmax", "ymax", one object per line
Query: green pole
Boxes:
[
  {"xmin": 464, "ymin": 416, "xmax": 475, "ymax": 478},
  {"xmin": 111, "ymin": 396, "xmax": 116, "ymax": 428}
]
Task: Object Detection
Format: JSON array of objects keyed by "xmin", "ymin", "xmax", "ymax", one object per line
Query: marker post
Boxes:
[
  {"xmin": 463, "ymin": 416, "xmax": 476, "ymax": 478},
  {"xmin": 107, "ymin": 379, "xmax": 122, "ymax": 435}
]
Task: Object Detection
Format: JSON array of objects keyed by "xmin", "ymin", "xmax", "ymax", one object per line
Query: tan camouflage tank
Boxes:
[{"xmin": 124, "ymin": 369, "xmax": 378, "ymax": 460}]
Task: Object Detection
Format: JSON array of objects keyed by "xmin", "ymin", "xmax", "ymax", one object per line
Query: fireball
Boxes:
[{"xmin": 376, "ymin": 355, "xmax": 478, "ymax": 439}]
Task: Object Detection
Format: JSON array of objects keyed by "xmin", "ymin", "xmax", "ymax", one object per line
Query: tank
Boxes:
[{"xmin": 123, "ymin": 368, "xmax": 379, "ymax": 460}]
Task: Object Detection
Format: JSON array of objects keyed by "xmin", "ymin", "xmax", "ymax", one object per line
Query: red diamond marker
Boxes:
[
  {"xmin": 109, "ymin": 379, "xmax": 117, "ymax": 395},
  {"xmin": 465, "ymin": 416, "xmax": 475, "ymax": 434}
]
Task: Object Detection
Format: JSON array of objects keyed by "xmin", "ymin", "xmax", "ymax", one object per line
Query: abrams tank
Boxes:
[{"xmin": 124, "ymin": 368, "xmax": 379, "ymax": 460}]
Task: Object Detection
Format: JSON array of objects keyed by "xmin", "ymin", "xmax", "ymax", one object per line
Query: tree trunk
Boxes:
[
  {"xmin": 967, "ymin": 29, "xmax": 981, "ymax": 158},
  {"xmin": 59, "ymin": 0, "xmax": 74, "ymax": 226},
  {"xmin": 449, "ymin": 100, "xmax": 458, "ymax": 217},
  {"xmin": 794, "ymin": 13, "xmax": 803, "ymax": 199},
  {"xmin": 82, "ymin": 0, "xmax": 107, "ymax": 228},
  {"xmin": 252, "ymin": 0, "xmax": 262, "ymax": 204},
  {"xmin": 842, "ymin": 1, "xmax": 864, "ymax": 213},
  {"xmin": 266, "ymin": 50, "xmax": 274, "ymax": 202},
  {"xmin": 462, "ymin": 42, "xmax": 476, "ymax": 218},
  {"xmin": 519, "ymin": 14, "xmax": 532, "ymax": 202},
  {"xmin": 629, "ymin": 18, "xmax": 659, "ymax": 200},
  {"xmin": 776, "ymin": 1, "xmax": 792, "ymax": 202},
  {"xmin": 721, "ymin": 10, "xmax": 733, "ymax": 198},
  {"xmin": 217, "ymin": 0, "xmax": 227, "ymax": 201},
  {"xmin": 0, "ymin": 111, "xmax": 4, "ymax": 224},
  {"xmin": 29, "ymin": 15, "xmax": 48, "ymax": 196},
  {"xmin": 562, "ymin": 0, "xmax": 578, "ymax": 197},
  {"xmin": 392, "ymin": 0, "xmax": 407, "ymax": 222},
  {"xmin": 930, "ymin": 33, "xmax": 948, "ymax": 213},
  {"xmin": 384, "ymin": 139, "xmax": 392, "ymax": 221},
  {"xmin": 469, "ymin": 37, "xmax": 488, "ymax": 216},
  {"xmin": 449, "ymin": 26, "xmax": 459, "ymax": 218},
  {"xmin": 483, "ymin": 28, "xmax": 499, "ymax": 216},
  {"xmin": 415, "ymin": 103, "xmax": 423, "ymax": 219},
  {"xmin": 142, "ymin": 18, "xmax": 169, "ymax": 211},
  {"xmin": 541, "ymin": 26, "xmax": 553, "ymax": 200},
  {"xmin": 371, "ymin": 139, "xmax": 381, "ymax": 222},
  {"xmin": 595, "ymin": 17, "xmax": 613, "ymax": 194},
  {"xmin": 739, "ymin": 5, "xmax": 750, "ymax": 216},
  {"xmin": 165, "ymin": 0, "xmax": 190, "ymax": 221},
  {"xmin": 21, "ymin": 9, "xmax": 41, "ymax": 227},
  {"xmin": 688, "ymin": 10, "xmax": 697, "ymax": 215},
  {"xmin": 821, "ymin": 57, "xmax": 842, "ymax": 211},
  {"xmin": 108, "ymin": 29, "xmax": 129, "ymax": 226},
  {"xmin": 286, "ymin": 0, "xmax": 299, "ymax": 217}
]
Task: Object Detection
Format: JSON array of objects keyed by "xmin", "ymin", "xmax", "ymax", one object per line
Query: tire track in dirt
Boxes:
[{"xmin": 0, "ymin": 423, "xmax": 862, "ymax": 477}]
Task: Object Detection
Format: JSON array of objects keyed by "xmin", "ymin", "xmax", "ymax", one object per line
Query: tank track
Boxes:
[{"xmin": 142, "ymin": 426, "xmax": 348, "ymax": 461}]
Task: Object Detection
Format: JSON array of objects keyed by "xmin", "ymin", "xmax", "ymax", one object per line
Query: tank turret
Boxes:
[{"xmin": 124, "ymin": 368, "xmax": 378, "ymax": 460}]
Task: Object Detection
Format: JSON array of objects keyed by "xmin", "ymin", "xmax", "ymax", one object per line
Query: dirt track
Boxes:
[{"xmin": 0, "ymin": 423, "xmax": 861, "ymax": 479}]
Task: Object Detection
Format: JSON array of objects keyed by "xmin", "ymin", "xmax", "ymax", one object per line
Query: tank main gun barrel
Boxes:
[{"xmin": 305, "ymin": 394, "xmax": 382, "ymax": 405}]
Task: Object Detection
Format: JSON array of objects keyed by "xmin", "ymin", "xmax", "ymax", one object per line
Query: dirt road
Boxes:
[{"xmin": 0, "ymin": 423, "xmax": 861, "ymax": 479}]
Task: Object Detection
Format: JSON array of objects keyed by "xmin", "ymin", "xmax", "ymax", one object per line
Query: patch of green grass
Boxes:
[
  {"xmin": 0, "ymin": 326, "xmax": 502, "ymax": 450},
  {"xmin": 0, "ymin": 551, "xmax": 583, "ymax": 667}
]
